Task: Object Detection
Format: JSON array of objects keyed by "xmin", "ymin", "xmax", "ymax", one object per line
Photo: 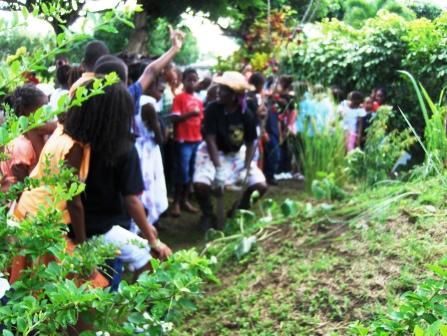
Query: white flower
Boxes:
[
  {"xmin": 96, "ymin": 332, "xmax": 110, "ymax": 336},
  {"xmin": 209, "ymin": 256, "xmax": 218, "ymax": 264},
  {"xmin": 0, "ymin": 277, "xmax": 10, "ymax": 298},
  {"xmin": 161, "ymin": 322, "xmax": 174, "ymax": 333}
]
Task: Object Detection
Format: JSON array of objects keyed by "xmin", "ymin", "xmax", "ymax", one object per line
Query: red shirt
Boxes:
[{"xmin": 172, "ymin": 92, "xmax": 204, "ymax": 142}]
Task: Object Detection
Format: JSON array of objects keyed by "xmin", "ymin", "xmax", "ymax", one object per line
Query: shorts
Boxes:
[
  {"xmin": 175, "ymin": 141, "xmax": 200, "ymax": 184},
  {"xmin": 103, "ymin": 225, "xmax": 151, "ymax": 272},
  {"xmin": 193, "ymin": 142, "xmax": 266, "ymax": 187}
]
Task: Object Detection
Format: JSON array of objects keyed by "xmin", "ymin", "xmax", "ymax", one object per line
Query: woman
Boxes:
[
  {"xmin": 10, "ymin": 79, "xmax": 132, "ymax": 286},
  {"xmin": 193, "ymin": 71, "xmax": 268, "ymax": 230}
]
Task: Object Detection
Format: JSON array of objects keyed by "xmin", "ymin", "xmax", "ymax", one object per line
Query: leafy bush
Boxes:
[
  {"xmin": 0, "ymin": 6, "xmax": 215, "ymax": 335},
  {"xmin": 347, "ymin": 105, "xmax": 415, "ymax": 185},
  {"xmin": 351, "ymin": 257, "xmax": 447, "ymax": 335},
  {"xmin": 283, "ymin": 11, "xmax": 447, "ymax": 134},
  {"xmin": 292, "ymin": 116, "xmax": 346, "ymax": 192},
  {"xmin": 399, "ymin": 71, "xmax": 447, "ymax": 178}
]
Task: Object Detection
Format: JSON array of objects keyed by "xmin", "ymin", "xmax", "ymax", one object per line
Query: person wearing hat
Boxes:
[{"xmin": 193, "ymin": 71, "xmax": 268, "ymax": 230}]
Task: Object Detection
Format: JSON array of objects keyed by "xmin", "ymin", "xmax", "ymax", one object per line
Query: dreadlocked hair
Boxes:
[
  {"xmin": 63, "ymin": 80, "xmax": 134, "ymax": 164},
  {"xmin": 5, "ymin": 84, "xmax": 46, "ymax": 117}
]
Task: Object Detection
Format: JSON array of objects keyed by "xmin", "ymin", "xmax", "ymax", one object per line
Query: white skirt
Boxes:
[{"xmin": 135, "ymin": 137, "xmax": 168, "ymax": 224}]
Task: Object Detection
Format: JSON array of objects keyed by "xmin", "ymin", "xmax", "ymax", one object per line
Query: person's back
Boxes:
[{"xmin": 82, "ymin": 142, "xmax": 139, "ymax": 236}]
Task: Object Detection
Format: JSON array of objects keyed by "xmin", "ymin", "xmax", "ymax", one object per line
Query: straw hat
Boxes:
[{"xmin": 213, "ymin": 71, "xmax": 254, "ymax": 92}]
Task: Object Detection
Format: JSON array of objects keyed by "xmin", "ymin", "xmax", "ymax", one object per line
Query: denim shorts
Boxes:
[{"xmin": 175, "ymin": 141, "xmax": 201, "ymax": 184}]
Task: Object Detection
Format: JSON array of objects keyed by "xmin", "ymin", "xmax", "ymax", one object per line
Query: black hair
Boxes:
[
  {"xmin": 249, "ymin": 72, "xmax": 265, "ymax": 88},
  {"xmin": 141, "ymin": 101, "xmax": 156, "ymax": 129},
  {"xmin": 64, "ymin": 81, "xmax": 133, "ymax": 164},
  {"xmin": 279, "ymin": 75, "xmax": 294, "ymax": 91},
  {"xmin": 94, "ymin": 55, "xmax": 128, "ymax": 83},
  {"xmin": 375, "ymin": 86, "xmax": 387, "ymax": 97},
  {"xmin": 83, "ymin": 40, "xmax": 110, "ymax": 71},
  {"xmin": 182, "ymin": 68, "xmax": 198, "ymax": 80},
  {"xmin": 67, "ymin": 65, "xmax": 84, "ymax": 88},
  {"xmin": 128, "ymin": 61, "xmax": 149, "ymax": 84},
  {"xmin": 6, "ymin": 84, "xmax": 46, "ymax": 117},
  {"xmin": 348, "ymin": 91, "xmax": 364, "ymax": 105},
  {"xmin": 330, "ymin": 85, "xmax": 344, "ymax": 103},
  {"xmin": 265, "ymin": 75, "xmax": 275, "ymax": 89},
  {"xmin": 56, "ymin": 64, "xmax": 71, "ymax": 89},
  {"xmin": 116, "ymin": 52, "xmax": 140, "ymax": 66}
]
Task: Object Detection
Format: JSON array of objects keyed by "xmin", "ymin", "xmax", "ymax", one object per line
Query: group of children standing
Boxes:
[{"xmin": 0, "ymin": 21, "xmax": 389, "ymax": 298}]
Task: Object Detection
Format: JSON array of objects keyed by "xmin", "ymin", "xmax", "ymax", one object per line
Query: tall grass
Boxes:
[
  {"xmin": 293, "ymin": 117, "xmax": 346, "ymax": 192},
  {"xmin": 399, "ymin": 71, "xmax": 447, "ymax": 175}
]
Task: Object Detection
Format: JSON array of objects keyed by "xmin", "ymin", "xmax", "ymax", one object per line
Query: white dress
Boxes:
[{"xmin": 135, "ymin": 95, "xmax": 168, "ymax": 224}]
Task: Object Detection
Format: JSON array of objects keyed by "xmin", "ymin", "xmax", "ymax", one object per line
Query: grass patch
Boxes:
[{"xmin": 173, "ymin": 176, "xmax": 447, "ymax": 335}]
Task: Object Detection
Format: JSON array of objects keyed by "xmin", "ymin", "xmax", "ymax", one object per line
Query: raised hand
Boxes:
[{"xmin": 169, "ymin": 25, "xmax": 185, "ymax": 51}]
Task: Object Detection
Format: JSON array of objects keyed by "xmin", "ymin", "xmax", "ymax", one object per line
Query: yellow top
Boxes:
[{"xmin": 15, "ymin": 124, "xmax": 90, "ymax": 223}]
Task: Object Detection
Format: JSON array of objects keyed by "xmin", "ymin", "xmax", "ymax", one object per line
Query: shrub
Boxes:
[{"xmin": 283, "ymin": 11, "xmax": 447, "ymax": 135}]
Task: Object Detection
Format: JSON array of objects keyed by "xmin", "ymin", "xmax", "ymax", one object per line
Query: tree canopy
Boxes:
[
  {"xmin": 0, "ymin": 0, "xmax": 85, "ymax": 33},
  {"xmin": 342, "ymin": 0, "xmax": 415, "ymax": 28}
]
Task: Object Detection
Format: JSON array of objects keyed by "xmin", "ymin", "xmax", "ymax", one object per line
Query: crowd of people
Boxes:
[{"xmin": 0, "ymin": 26, "xmax": 388, "ymax": 292}]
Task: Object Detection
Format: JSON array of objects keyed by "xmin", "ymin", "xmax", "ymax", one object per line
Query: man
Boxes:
[{"xmin": 193, "ymin": 71, "xmax": 268, "ymax": 230}]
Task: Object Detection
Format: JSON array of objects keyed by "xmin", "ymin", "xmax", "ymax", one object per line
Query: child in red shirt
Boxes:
[{"xmin": 170, "ymin": 68, "xmax": 203, "ymax": 216}]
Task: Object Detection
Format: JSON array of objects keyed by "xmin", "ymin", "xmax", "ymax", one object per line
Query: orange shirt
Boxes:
[{"xmin": 14, "ymin": 125, "xmax": 90, "ymax": 224}]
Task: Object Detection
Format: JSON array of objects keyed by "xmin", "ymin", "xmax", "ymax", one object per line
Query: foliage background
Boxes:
[{"xmin": 282, "ymin": 11, "xmax": 447, "ymax": 138}]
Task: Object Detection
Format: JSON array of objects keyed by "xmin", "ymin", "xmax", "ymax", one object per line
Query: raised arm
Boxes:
[{"xmin": 138, "ymin": 27, "xmax": 185, "ymax": 92}]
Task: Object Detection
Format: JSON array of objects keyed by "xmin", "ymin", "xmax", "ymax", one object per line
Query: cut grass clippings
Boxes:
[{"xmin": 174, "ymin": 176, "xmax": 447, "ymax": 335}]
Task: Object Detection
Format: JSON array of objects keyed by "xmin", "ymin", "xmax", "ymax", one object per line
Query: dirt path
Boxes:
[{"xmin": 158, "ymin": 179, "xmax": 305, "ymax": 251}]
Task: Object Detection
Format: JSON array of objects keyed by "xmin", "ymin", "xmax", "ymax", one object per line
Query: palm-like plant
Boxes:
[{"xmin": 343, "ymin": 0, "xmax": 415, "ymax": 28}]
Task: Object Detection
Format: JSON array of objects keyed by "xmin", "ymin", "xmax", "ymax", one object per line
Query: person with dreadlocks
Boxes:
[
  {"xmin": 8, "ymin": 79, "xmax": 131, "ymax": 288},
  {"xmin": 193, "ymin": 71, "xmax": 268, "ymax": 230},
  {"xmin": 86, "ymin": 56, "xmax": 171, "ymax": 276},
  {"xmin": 0, "ymin": 85, "xmax": 48, "ymax": 192}
]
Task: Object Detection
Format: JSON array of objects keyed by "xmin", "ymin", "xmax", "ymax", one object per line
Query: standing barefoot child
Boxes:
[{"xmin": 170, "ymin": 68, "xmax": 203, "ymax": 217}]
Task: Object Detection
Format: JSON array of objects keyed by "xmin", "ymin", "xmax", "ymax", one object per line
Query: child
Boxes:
[
  {"xmin": 130, "ymin": 60, "xmax": 169, "ymax": 226},
  {"xmin": 372, "ymin": 87, "xmax": 386, "ymax": 112},
  {"xmin": 275, "ymin": 75, "xmax": 296, "ymax": 174},
  {"xmin": 49, "ymin": 64, "xmax": 71, "ymax": 111},
  {"xmin": 1, "ymin": 85, "xmax": 48, "ymax": 192},
  {"xmin": 338, "ymin": 91, "xmax": 366, "ymax": 152},
  {"xmin": 359, "ymin": 96, "xmax": 376, "ymax": 148},
  {"xmin": 170, "ymin": 68, "xmax": 203, "ymax": 216}
]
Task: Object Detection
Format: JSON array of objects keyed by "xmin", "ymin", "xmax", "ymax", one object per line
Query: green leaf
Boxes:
[
  {"xmin": 0, "ymin": 127, "xmax": 8, "ymax": 145},
  {"xmin": 281, "ymin": 199, "xmax": 299, "ymax": 217},
  {"xmin": 2, "ymin": 331, "xmax": 14, "ymax": 336},
  {"xmin": 21, "ymin": 6, "xmax": 29, "ymax": 19},
  {"xmin": 414, "ymin": 325, "xmax": 424, "ymax": 336},
  {"xmin": 234, "ymin": 236, "xmax": 256, "ymax": 259},
  {"xmin": 56, "ymin": 33, "xmax": 66, "ymax": 47},
  {"xmin": 17, "ymin": 115, "xmax": 28, "ymax": 131}
]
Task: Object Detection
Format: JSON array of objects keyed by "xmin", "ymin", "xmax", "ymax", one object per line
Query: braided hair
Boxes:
[
  {"xmin": 5, "ymin": 84, "xmax": 47, "ymax": 117},
  {"xmin": 63, "ymin": 80, "xmax": 133, "ymax": 164}
]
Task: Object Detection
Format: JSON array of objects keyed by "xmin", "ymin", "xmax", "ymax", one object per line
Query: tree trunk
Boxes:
[{"xmin": 126, "ymin": 12, "xmax": 149, "ymax": 54}]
